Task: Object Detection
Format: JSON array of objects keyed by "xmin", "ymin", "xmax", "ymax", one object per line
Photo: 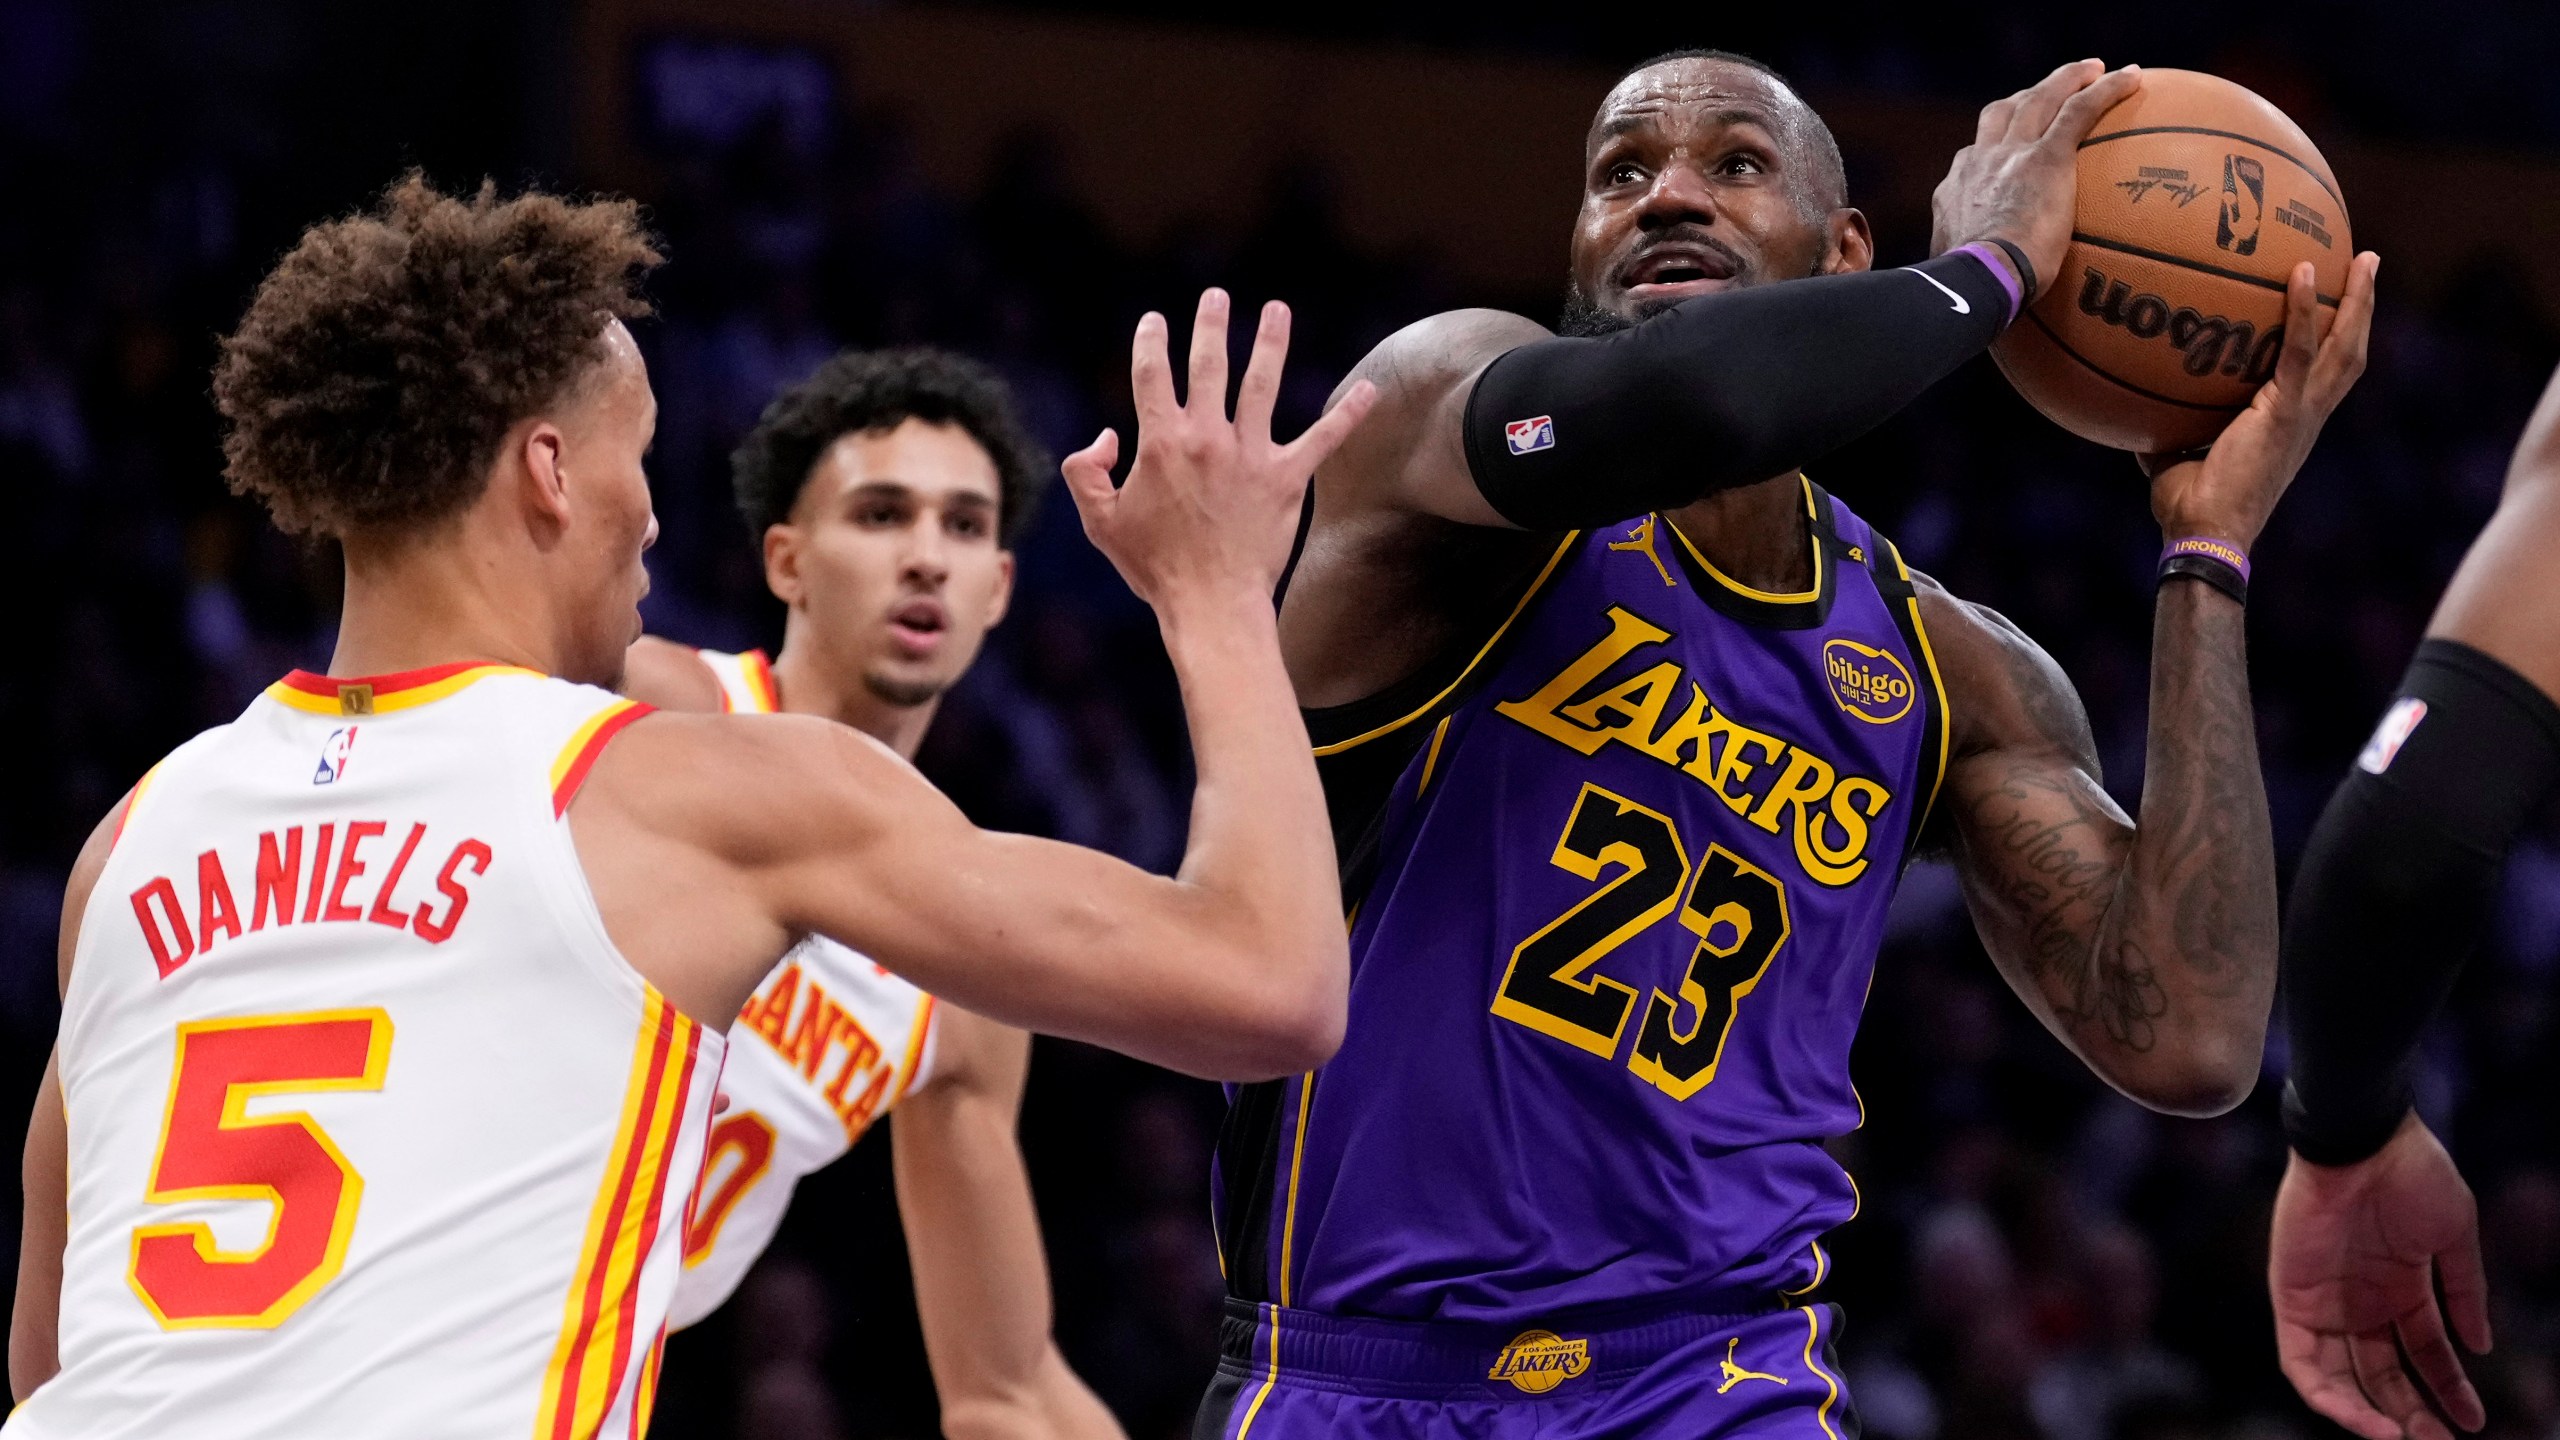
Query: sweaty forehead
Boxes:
[{"xmin": 1588, "ymin": 60, "xmax": 1802, "ymax": 156}]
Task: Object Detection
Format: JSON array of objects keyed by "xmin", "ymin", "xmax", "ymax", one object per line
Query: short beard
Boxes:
[
  {"xmin": 1558, "ymin": 284, "xmax": 1640, "ymax": 337},
  {"xmin": 862, "ymin": 669, "xmax": 947, "ymax": 708}
]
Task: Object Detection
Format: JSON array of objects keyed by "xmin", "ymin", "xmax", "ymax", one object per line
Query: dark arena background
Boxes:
[{"xmin": 5, "ymin": 2, "xmax": 2560, "ymax": 1438}]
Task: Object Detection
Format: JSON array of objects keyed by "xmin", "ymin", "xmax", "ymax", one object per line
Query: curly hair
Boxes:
[
  {"xmin": 731, "ymin": 347, "xmax": 1049, "ymax": 548},
  {"xmin": 212, "ymin": 172, "xmax": 663, "ymax": 538}
]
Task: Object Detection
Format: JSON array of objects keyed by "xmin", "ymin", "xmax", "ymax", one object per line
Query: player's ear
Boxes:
[
  {"xmin": 513, "ymin": 418, "xmax": 576, "ymax": 533},
  {"xmin": 985, "ymin": 549, "xmax": 1016, "ymax": 630},
  {"xmin": 1822, "ymin": 208, "xmax": 1875, "ymax": 276},
  {"xmin": 763, "ymin": 523, "xmax": 806, "ymax": 608}
]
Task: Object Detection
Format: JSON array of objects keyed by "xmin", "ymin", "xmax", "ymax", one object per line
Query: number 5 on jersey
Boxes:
[
  {"xmin": 129, "ymin": 1010, "xmax": 392, "ymax": 1328},
  {"xmin": 1491, "ymin": 783, "xmax": 1789, "ymax": 1099}
]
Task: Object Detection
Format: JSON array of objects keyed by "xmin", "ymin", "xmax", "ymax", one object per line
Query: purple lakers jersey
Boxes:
[{"xmin": 1218, "ymin": 481, "xmax": 1948, "ymax": 1323}]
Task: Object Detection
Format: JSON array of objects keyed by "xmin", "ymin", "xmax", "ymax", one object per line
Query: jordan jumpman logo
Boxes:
[
  {"xmin": 1716, "ymin": 1338, "xmax": 1789, "ymax": 1394},
  {"xmin": 1608, "ymin": 514, "xmax": 1678, "ymax": 587}
]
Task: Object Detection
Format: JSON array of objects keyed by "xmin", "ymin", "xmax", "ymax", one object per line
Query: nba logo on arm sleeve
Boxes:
[
  {"xmin": 2356, "ymin": 697, "xmax": 2428, "ymax": 775},
  {"xmin": 1505, "ymin": 415, "xmax": 1556, "ymax": 456}
]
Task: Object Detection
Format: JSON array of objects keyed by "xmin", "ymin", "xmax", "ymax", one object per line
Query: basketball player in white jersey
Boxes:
[
  {"xmin": 7, "ymin": 176, "xmax": 1369, "ymax": 1438},
  {"xmin": 619, "ymin": 347, "xmax": 1117, "ymax": 1435}
]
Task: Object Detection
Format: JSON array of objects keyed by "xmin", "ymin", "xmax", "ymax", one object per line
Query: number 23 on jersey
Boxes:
[{"xmin": 1492, "ymin": 783, "xmax": 1790, "ymax": 1100}]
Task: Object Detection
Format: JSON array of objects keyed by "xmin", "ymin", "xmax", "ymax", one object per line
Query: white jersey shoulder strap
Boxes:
[{"xmin": 695, "ymin": 648, "xmax": 780, "ymax": 716}]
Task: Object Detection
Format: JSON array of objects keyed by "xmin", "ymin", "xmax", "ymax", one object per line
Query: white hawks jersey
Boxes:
[
  {"xmin": 668, "ymin": 649, "xmax": 940, "ymax": 1329},
  {"xmin": 7, "ymin": 663, "xmax": 722, "ymax": 1440}
]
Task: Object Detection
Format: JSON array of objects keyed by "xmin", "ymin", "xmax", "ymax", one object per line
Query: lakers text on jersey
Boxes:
[{"xmin": 1213, "ymin": 483, "xmax": 1948, "ymax": 1324}]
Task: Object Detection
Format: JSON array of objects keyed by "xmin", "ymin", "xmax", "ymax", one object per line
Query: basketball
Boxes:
[{"xmin": 1992, "ymin": 69, "xmax": 2353, "ymax": 453}]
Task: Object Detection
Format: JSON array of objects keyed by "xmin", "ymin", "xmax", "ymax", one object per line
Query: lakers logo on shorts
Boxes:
[
  {"xmin": 1488, "ymin": 1329, "xmax": 1590, "ymax": 1393},
  {"xmin": 1822, "ymin": 639, "xmax": 1915, "ymax": 725}
]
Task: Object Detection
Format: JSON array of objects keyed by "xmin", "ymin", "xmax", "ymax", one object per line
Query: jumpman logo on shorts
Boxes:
[
  {"xmin": 1608, "ymin": 514, "xmax": 1678, "ymax": 587},
  {"xmin": 1716, "ymin": 1338, "xmax": 1789, "ymax": 1394}
]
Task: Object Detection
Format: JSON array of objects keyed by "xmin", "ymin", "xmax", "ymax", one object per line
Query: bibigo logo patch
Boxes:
[
  {"xmin": 1823, "ymin": 639, "xmax": 1916, "ymax": 725},
  {"xmin": 1488, "ymin": 1329, "xmax": 1590, "ymax": 1394}
]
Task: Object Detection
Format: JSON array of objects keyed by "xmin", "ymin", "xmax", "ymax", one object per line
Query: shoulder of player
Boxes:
[
  {"xmin": 1350, "ymin": 308, "xmax": 1553, "ymax": 394},
  {"xmin": 56, "ymin": 792, "xmax": 130, "ymax": 995},
  {"xmin": 897, "ymin": 1002, "xmax": 1027, "ymax": 1109},
  {"xmin": 1906, "ymin": 571, "xmax": 2097, "ymax": 771},
  {"xmin": 621, "ymin": 634, "xmax": 726, "ymax": 713},
  {"xmin": 1319, "ymin": 308, "xmax": 1552, "ymax": 500}
]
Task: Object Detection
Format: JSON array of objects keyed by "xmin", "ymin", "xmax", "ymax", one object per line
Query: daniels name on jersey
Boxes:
[
  {"xmin": 667, "ymin": 649, "xmax": 941, "ymax": 1329},
  {"xmin": 10, "ymin": 663, "xmax": 721, "ymax": 1440}
]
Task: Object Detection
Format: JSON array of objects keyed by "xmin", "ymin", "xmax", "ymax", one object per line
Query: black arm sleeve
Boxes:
[
  {"xmin": 2280, "ymin": 639, "xmax": 2560, "ymax": 1164},
  {"xmin": 1462, "ymin": 249, "xmax": 2012, "ymax": 531}
]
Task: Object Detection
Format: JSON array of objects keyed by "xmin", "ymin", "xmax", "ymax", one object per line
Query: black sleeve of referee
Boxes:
[
  {"xmin": 1463, "ymin": 250, "xmax": 2012, "ymax": 531},
  {"xmin": 2280, "ymin": 639, "xmax": 2560, "ymax": 1164}
]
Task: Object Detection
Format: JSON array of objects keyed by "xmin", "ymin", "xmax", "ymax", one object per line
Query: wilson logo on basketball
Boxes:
[
  {"xmin": 1488, "ymin": 1330, "xmax": 1590, "ymax": 1393},
  {"xmin": 1823, "ymin": 640, "xmax": 1915, "ymax": 725},
  {"xmin": 2076, "ymin": 267, "xmax": 2285, "ymax": 382}
]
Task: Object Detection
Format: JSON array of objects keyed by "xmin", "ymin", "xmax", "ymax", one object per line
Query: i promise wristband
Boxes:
[
  {"xmin": 2159, "ymin": 536, "xmax": 2250, "ymax": 604},
  {"xmin": 1952, "ymin": 242, "xmax": 2026, "ymax": 326}
]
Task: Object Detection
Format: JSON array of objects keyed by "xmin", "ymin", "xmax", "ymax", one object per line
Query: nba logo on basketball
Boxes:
[
  {"xmin": 1504, "ymin": 415, "xmax": 1555, "ymax": 455},
  {"xmin": 314, "ymin": 726, "xmax": 357, "ymax": 785},
  {"xmin": 2217, "ymin": 154, "xmax": 2265, "ymax": 256}
]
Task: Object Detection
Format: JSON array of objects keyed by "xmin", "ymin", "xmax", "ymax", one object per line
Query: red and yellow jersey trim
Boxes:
[
  {"xmin": 739, "ymin": 651, "xmax": 780, "ymax": 715},
  {"xmin": 109, "ymin": 761, "xmax": 168, "ymax": 852},
  {"xmin": 267, "ymin": 662, "xmax": 538, "ymax": 717},
  {"xmin": 890, "ymin": 995, "xmax": 939, "ymax": 1105},
  {"xmin": 628, "ymin": 1329, "xmax": 669, "ymax": 1439},
  {"xmin": 550, "ymin": 701, "xmax": 655, "ymax": 819},
  {"xmin": 538, "ymin": 991, "xmax": 703, "ymax": 1440},
  {"xmin": 700, "ymin": 648, "xmax": 781, "ymax": 715}
]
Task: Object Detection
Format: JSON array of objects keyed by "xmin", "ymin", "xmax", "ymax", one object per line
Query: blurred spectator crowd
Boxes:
[{"xmin": 3, "ymin": 5, "xmax": 2559, "ymax": 1440}]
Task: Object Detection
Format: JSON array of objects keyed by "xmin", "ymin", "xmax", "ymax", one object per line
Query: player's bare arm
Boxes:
[
  {"xmin": 2263, "ymin": 362, "xmax": 2560, "ymax": 1440},
  {"xmin": 574, "ymin": 294, "xmax": 1375, "ymax": 1079},
  {"xmin": 893, "ymin": 1009, "xmax": 1122, "ymax": 1440},
  {"xmin": 1284, "ymin": 59, "xmax": 2135, "ymax": 705},
  {"xmin": 1928, "ymin": 250, "xmax": 2380, "ymax": 1117},
  {"xmin": 9, "ymin": 795, "xmax": 122, "ymax": 1402},
  {"xmin": 2424, "ymin": 359, "xmax": 2560, "ymax": 698},
  {"xmin": 9, "ymin": 1052, "xmax": 65, "ymax": 1404}
]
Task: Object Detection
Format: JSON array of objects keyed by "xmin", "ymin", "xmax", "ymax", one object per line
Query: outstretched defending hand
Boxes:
[
  {"xmin": 1932, "ymin": 59, "xmax": 2144, "ymax": 303},
  {"xmin": 1063, "ymin": 289, "xmax": 1376, "ymax": 609},
  {"xmin": 2271, "ymin": 1113, "xmax": 2491, "ymax": 1440},
  {"xmin": 2143, "ymin": 251, "xmax": 2380, "ymax": 548}
]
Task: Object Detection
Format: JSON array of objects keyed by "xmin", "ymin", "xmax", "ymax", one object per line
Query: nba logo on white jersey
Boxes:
[
  {"xmin": 314, "ymin": 725, "xmax": 358, "ymax": 785},
  {"xmin": 2356, "ymin": 697, "xmax": 2427, "ymax": 775},
  {"xmin": 1505, "ymin": 416, "xmax": 1555, "ymax": 455}
]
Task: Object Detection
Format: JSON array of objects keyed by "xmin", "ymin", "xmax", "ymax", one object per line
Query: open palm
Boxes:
[
  {"xmin": 2270, "ymin": 1115, "xmax": 2490, "ymax": 1440},
  {"xmin": 2143, "ymin": 250, "xmax": 2379, "ymax": 550}
]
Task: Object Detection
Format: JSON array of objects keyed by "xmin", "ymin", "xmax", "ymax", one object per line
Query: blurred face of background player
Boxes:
[
  {"xmin": 763, "ymin": 417, "xmax": 1014, "ymax": 711},
  {"xmin": 1564, "ymin": 57, "xmax": 1873, "ymax": 334}
]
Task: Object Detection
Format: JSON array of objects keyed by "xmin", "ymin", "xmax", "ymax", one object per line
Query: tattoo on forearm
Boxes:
[
  {"xmin": 2131, "ymin": 586, "xmax": 2273, "ymax": 999},
  {"xmin": 1957, "ymin": 584, "xmax": 2275, "ymax": 1068},
  {"xmin": 1966, "ymin": 763, "xmax": 2166, "ymax": 1052}
]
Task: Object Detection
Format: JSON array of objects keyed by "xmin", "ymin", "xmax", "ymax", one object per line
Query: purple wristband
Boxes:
[
  {"xmin": 2162, "ymin": 536, "xmax": 2251, "ymax": 582},
  {"xmin": 1954, "ymin": 242, "xmax": 2024, "ymax": 327}
]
